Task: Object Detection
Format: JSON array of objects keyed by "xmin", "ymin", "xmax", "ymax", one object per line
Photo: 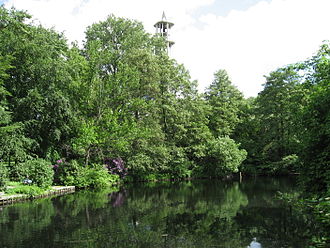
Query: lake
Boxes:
[{"xmin": 0, "ymin": 177, "xmax": 322, "ymax": 247}]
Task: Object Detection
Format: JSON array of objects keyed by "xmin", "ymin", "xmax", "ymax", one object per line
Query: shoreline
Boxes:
[{"xmin": 0, "ymin": 186, "xmax": 75, "ymax": 206}]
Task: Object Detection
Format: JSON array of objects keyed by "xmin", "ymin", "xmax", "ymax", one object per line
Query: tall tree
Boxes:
[
  {"xmin": 299, "ymin": 43, "xmax": 330, "ymax": 193},
  {"xmin": 232, "ymin": 97, "xmax": 263, "ymax": 169},
  {"xmin": 205, "ymin": 69, "xmax": 244, "ymax": 137},
  {"xmin": 199, "ymin": 70, "xmax": 247, "ymax": 177},
  {"xmin": 82, "ymin": 15, "xmax": 169, "ymax": 172},
  {"xmin": 256, "ymin": 67, "xmax": 303, "ymax": 162},
  {"xmin": 0, "ymin": 6, "xmax": 78, "ymax": 159},
  {"xmin": 0, "ymin": 52, "xmax": 32, "ymax": 164},
  {"xmin": 235, "ymin": 66, "xmax": 306, "ymax": 174}
]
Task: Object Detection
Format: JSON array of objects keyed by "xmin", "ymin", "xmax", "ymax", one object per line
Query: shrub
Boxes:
[
  {"xmin": 126, "ymin": 144, "xmax": 171, "ymax": 179},
  {"xmin": 104, "ymin": 158, "xmax": 128, "ymax": 178},
  {"xmin": 75, "ymin": 164, "xmax": 119, "ymax": 189},
  {"xmin": 53, "ymin": 159, "xmax": 119, "ymax": 188},
  {"xmin": 85, "ymin": 166, "xmax": 118, "ymax": 188},
  {"xmin": 202, "ymin": 137, "xmax": 247, "ymax": 177},
  {"xmin": 15, "ymin": 159, "xmax": 54, "ymax": 188},
  {"xmin": 10, "ymin": 162, "xmax": 30, "ymax": 181},
  {"xmin": 127, "ymin": 153, "xmax": 153, "ymax": 176},
  {"xmin": 0, "ymin": 163, "xmax": 8, "ymax": 191},
  {"xmin": 53, "ymin": 159, "xmax": 80, "ymax": 186},
  {"xmin": 168, "ymin": 146, "xmax": 192, "ymax": 179}
]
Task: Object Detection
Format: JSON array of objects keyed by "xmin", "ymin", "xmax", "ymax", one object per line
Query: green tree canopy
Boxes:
[{"xmin": 205, "ymin": 69, "xmax": 244, "ymax": 137}]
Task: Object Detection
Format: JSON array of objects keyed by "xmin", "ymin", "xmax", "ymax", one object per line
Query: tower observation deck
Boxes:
[{"xmin": 154, "ymin": 12, "xmax": 174, "ymax": 52}]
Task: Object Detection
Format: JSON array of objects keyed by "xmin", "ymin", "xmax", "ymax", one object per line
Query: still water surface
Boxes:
[{"xmin": 0, "ymin": 177, "xmax": 321, "ymax": 247}]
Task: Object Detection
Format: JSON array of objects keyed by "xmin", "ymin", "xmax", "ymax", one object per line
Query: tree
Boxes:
[
  {"xmin": 198, "ymin": 70, "xmax": 247, "ymax": 177},
  {"xmin": 82, "ymin": 14, "xmax": 217, "ymax": 178},
  {"xmin": 0, "ymin": 52, "xmax": 32, "ymax": 165},
  {"xmin": 256, "ymin": 67, "xmax": 303, "ymax": 162},
  {"xmin": 201, "ymin": 137, "xmax": 247, "ymax": 177},
  {"xmin": 0, "ymin": 6, "xmax": 77, "ymax": 159},
  {"xmin": 232, "ymin": 97, "xmax": 263, "ymax": 172},
  {"xmin": 82, "ymin": 15, "xmax": 165, "ymax": 170},
  {"xmin": 0, "ymin": 6, "xmax": 249, "ymax": 180},
  {"xmin": 299, "ymin": 43, "xmax": 330, "ymax": 193},
  {"xmin": 205, "ymin": 69, "xmax": 244, "ymax": 137},
  {"xmin": 236, "ymin": 66, "xmax": 306, "ymax": 174}
]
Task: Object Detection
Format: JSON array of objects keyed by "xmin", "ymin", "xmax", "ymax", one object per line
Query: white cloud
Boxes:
[
  {"xmin": 4, "ymin": 0, "xmax": 330, "ymax": 97},
  {"xmin": 5, "ymin": 0, "xmax": 214, "ymax": 40},
  {"xmin": 173, "ymin": 0, "xmax": 330, "ymax": 96}
]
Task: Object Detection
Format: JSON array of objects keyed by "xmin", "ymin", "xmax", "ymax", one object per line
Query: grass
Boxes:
[
  {"xmin": 7, "ymin": 181, "xmax": 21, "ymax": 187},
  {"xmin": 1, "ymin": 181, "xmax": 75, "ymax": 200},
  {"xmin": 2, "ymin": 181, "xmax": 46, "ymax": 197}
]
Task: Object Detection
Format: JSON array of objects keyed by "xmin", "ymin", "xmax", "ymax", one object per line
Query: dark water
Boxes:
[{"xmin": 0, "ymin": 177, "xmax": 322, "ymax": 248}]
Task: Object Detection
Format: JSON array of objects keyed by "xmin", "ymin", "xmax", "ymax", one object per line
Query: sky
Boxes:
[{"xmin": 1, "ymin": 0, "xmax": 330, "ymax": 97}]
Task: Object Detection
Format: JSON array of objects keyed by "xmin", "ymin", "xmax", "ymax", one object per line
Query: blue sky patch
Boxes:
[{"xmin": 192, "ymin": 0, "xmax": 272, "ymax": 17}]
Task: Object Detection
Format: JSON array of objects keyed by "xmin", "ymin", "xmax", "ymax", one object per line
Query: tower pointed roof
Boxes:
[
  {"xmin": 154, "ymin": 11, "xmax": 174, "ymax": 28},
  {"xmin": 154, "ymin": 11, "xmax": 175, "ymax": 51}
]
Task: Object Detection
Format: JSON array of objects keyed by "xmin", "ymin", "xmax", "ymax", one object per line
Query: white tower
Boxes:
[{"xmin": 154, "ymin": 12, "xmax": 174, "ymax": 53}]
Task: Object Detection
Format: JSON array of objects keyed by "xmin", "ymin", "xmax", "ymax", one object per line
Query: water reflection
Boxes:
[
  {"xmin": 109, "ymin": 190, "xmax": 126, "ymax": 207},
  {"xmin": 0, "ymin": 177, "xmax": 324, "ymax": 248}
]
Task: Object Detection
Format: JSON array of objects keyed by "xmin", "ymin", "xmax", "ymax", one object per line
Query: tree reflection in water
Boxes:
[
  {"xmin": 109, "ymin": 190, "xmax": 126, "ymax": 207},
  {"xmin": 0, "ymin": 177, "xmax": 324, "ymax": 248}
]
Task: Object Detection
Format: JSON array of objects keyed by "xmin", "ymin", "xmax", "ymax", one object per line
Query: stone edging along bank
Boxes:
[{"xmin": 0, "ymin": 186, "xmax": 75, "ymax": 206}]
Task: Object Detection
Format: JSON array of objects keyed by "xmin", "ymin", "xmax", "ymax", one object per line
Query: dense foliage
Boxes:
[
  {"xmin": 231, "ymin": 42, "xmax": 330, "ymax": 243},
  {"xmin": 0, "ymin": 163, "xmax": 8, "ymax": 190},
  {"xmin": 0, "ymin": 6, "xmax": 247, "ymax": 187},
  {"xmin": 0, "ymin": 6, "xmax": 329, "ymax": 209},
  {"xmin": 0, "ymin": 4, "xmax": 329, "ymax": 245},
  {"xmin": 234, "ymin": 43, "xmax": 330, "ymax": 197},
  {"xmin": 12, "ymin": 159, "xmax": 54, "ymax": 188}
]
